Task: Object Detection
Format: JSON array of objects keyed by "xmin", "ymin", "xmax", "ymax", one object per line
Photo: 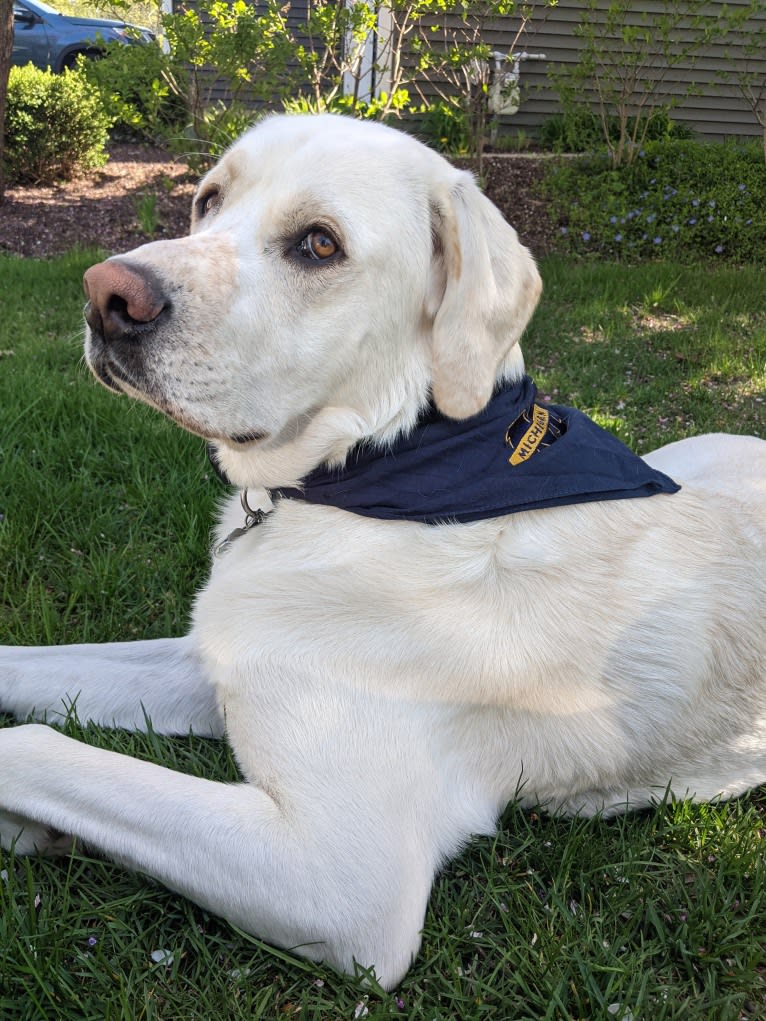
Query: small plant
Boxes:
[
  {"xmin": 492, "ymin": 127, "xmax": 533, "ymax": 152},
  {"xmin": 4, "ymin": 64, "xmax": 110, "ymax": 185},
  {"xmin": 418, "ymin": 100, "xmax": 469, "ymax": 154},
  {"xmin": 539, "ymin": 109, "xmax": 604, "ymax": 153},
  {"xmin": 133, "ymin": 192, "xmax": 161, "ymax": 237}
]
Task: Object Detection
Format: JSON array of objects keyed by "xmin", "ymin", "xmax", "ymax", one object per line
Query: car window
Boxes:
[{"xmin": 23, "ymin": 0, "xmax": 64, "ymax": 13}]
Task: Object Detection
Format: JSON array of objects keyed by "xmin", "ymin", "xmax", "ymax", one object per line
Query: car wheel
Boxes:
[{"xmin": 59, "ymin": 48, "xmax": 101, "ymax": 71}]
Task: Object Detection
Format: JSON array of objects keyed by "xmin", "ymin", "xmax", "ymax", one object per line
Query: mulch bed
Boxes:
[{"xmin": 0, "ymin": 144, "xmax": 559, "ymax": 261}]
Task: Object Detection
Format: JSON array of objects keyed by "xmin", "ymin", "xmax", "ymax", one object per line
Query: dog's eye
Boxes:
[
  {"xmin": 197, "ymin": 189, "xmax": 222, "ymax": 219},
  {"xmin": 297, "ymin": 230, "xmax": 339, "ymax": 261}
]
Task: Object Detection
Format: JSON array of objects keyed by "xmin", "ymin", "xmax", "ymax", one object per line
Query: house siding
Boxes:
[{"xmin": 414, "ymin": 0, "xmax": 764, "ymax": 143}]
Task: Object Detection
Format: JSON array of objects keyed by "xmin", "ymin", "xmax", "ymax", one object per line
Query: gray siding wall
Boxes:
[{"xmin": 430, "ymin": 0, "xmax": 765, "ymax": 143}]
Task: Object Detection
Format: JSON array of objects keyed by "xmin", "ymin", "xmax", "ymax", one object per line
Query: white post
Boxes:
[
  {"xmin": 342, "ymin": 0, "xmax": 379, "ymax": 103},
  {"xmin": 375, "ymin": 2, "xmax": 392, "ymax": 99},
  {"xmin": 159, "ymin": 0, "xmax": 173, "ymax": 49}
]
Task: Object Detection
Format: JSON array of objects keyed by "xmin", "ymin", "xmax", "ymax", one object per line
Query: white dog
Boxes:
[{"xmin": 0, "ymin": 114, "xmax": 764, "ymax": 989}]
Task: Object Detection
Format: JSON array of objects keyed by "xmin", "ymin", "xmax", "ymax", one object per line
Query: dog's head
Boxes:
[{"xmin": 84, "ymin": 114, "xmax": 541, "ymax": 487}]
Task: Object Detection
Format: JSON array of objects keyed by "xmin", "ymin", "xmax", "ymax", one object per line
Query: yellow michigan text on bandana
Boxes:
[{"xmin": 508, "ymin": 405, "xmax": 550, "ymax": 465}]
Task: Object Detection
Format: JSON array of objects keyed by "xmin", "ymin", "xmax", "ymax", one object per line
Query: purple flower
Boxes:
[
  {"xmin": 582, "ymin": 231, "xmax": 591, "ymax": 242},
  {"xmin": 738, "ymin": 183, "xmax": 746, "ymax": 191},
  {"xmin": 615, "ymin": 233, "xmax": 623, "ymax": 242},
  {"xmin": 653, "ymin": 236, "xmax": 662, "ymax": 245},
  {"xmin": 87, "ymin": 936, "xmax": 98, "ymax": 948},
  {"xmin": 609, "ymin": 215, "xmax": 618, "ymax": 224},
  {"xmin": 688, "ymin": 218, "xmax": 697, "ymax": 225},
  {"xmin": 715, "ymin": 244, "xmax": 724, "ymax": 253},
  {"xmin": 692, "ymin": 198, "xmax": 700, "ymax": 207},
  {"xmin": 395, "ymin": 997, "xmax": 405, "ymax": 1011}
]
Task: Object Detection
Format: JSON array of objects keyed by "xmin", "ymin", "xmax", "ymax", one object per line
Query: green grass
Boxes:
[
  {"xmin": 526, "ymin": 258, "xmax": 766, "ymax": 451},
  {"xmin": 1, "ymin": 251, "xmax": 765, "ymax": 1020}
]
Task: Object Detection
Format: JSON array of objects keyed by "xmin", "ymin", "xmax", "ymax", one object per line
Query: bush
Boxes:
[
  {"xmin": 4, "ymin": 63, "xmax": 111, "ymax": 185},
  {"xmin": 540, "ymin": 109, "xmax": 695, "ymax": 154},
  {"xmin": 417, "ymin": 101, "xmax": 469, "ymax": 154},
  {"xmin": 80, "ymin": 41, "xmax": 186, "ymax": 144},
  {"xmin": 545, "ymin": 139, "xmax": 766, "ymax": 263},
  {"xmin": 80, "ymin": 0, "xmax": 296, "ymax": 172},
  {"xmin": 539, "ymin": 109, "xmax": 605, "ymax": 153}
]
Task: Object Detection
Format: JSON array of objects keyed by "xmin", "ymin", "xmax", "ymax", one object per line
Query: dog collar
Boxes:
[
  {"xmin": 273, "ymin": 376, "xmax": 680, "ymax": 524},
  {"xmin": 215, "ymin": 489, "xmax": 270, "ymax": 557}
]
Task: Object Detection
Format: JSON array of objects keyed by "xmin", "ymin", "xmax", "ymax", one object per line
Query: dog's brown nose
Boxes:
[{"xmin": 83, "ymin": 260, "xmax": 167, "ymax": 344}]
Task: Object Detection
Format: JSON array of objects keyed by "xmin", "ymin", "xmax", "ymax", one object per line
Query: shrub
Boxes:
[
  {"xmin": 4, "ymin": 64, "xmax": 111, "ymax": 185},
  {"xmin": 417, "ymin": 101, "xmax": 469, "ymax": 154},
  {"xmin": 540, "ymin": 109, "xmax": 695, "ymax": 153},
  {"xmin": 80, "ymin": 41, "xmax": 186, "ymax": 144},
  {"xmin": 547, "ymin": 0, "xmax": 719, "ymax": 167},
  {"xmin": 66, "ymin": 1, "xmax": 291, "ymax": 171},
  {"xmin": 539, "ymin": 109, "xmax": 604, "ymax": 153},
  {"xmin": 545, "ymin": 139, "xmax": 766, "ymax": 263}
]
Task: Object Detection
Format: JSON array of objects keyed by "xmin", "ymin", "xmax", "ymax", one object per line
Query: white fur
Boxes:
[{"xmin": 0, "ymin": 114, "xmax": 764, "ymax": 989}]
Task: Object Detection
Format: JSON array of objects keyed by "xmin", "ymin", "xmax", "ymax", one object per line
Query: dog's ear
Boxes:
[{"xmin": 427, "ymin": 171, "xmax": 542, "ymax": 420}]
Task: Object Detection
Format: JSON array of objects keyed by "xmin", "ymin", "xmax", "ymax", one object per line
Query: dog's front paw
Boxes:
[
  {"xmin": 0, "ymin": 809, "xmax": 76, "ymax": 857},
  {"xmin": 0, "ymin": 725, "xmax": 79, "ymax": 856}
]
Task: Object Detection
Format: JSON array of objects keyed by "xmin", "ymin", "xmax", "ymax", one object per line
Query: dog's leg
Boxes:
[
  {"xmin": 0, "ymin": 723, "xmax": 431, "ymax": 989},
  {"xmin": 0, "ymin": 636, "xmax": 222, "ymax": 735}
]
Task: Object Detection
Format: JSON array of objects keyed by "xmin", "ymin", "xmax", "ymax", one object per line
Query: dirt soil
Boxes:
[{"xmin": 0, "ymin": 144, "xmax": 558, "ymax": 260}]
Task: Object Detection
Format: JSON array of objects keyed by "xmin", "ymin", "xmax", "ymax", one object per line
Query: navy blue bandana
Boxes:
[{"xmin": 275, "ymin": 376, "xmax": 680, "ymax": 524}]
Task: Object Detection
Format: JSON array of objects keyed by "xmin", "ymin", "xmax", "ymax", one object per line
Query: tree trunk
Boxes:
[{"xmin": 0, "ymin": 0, "xmax": 13, "ymax": 203}]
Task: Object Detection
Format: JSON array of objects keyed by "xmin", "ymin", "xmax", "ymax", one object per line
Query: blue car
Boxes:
[{"xmin": 13, "ymin": 0, "xmax": 155, "ymax": 73}]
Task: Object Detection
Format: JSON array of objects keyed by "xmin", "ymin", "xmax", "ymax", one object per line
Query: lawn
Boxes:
[{"xmin": 0, "ymin": 250, "xmax": 765, "ymax": 1020}]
